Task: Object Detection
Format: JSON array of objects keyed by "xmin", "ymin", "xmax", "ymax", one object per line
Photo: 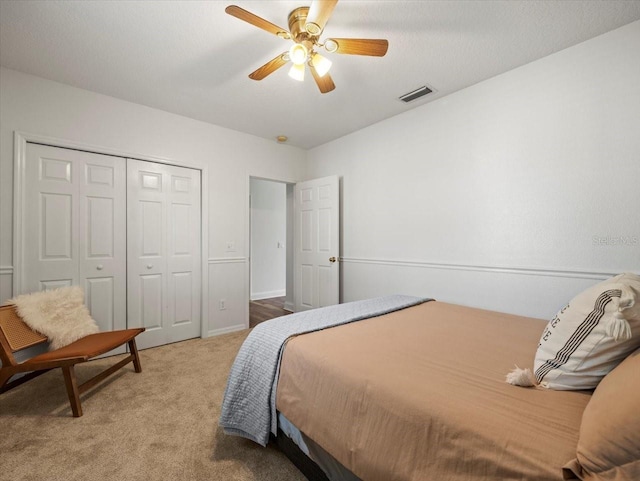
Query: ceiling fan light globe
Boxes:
[
  {"xmin": 289, "ymin": 43, "xmax": 308, "ymax": 65},
  {"xmin": 324, "ymin": 39, "xmax": 338, "ymax": 53},
  {"xmin": 312, "ymin": 53, "xmax": 332, "ymax": 77},
  {"xmin": 288, "ymin": 63, "xmax": 305, "ymax": 81},
  {"xmin": 305, "ymin": 22, "xmax": 322, "ymax": 36}
]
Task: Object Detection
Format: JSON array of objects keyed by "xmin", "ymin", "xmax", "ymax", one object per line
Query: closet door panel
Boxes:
[
  {"xmin": 23, "ymin": 144, "xmax": 127, "ymax": 338},
  {"xmin": 85, "ymin": 277, "xmax": 115, "ymax": 331},
  {"xmin": 171, "ymin": 271, "xmax": 193, "ymax": 326},
  {"xmin": 140, "ymin": 200, "xmax": 163, "ymax": 256},
  {"xmin": 86, "ymin": 196, "xmax": 114, "ymax": 257},
  {"xmin": 139, "ymin": 273, "xmax": 163, "ymax": 330},
  {"xmin": 127, "ymin": 160, "xmax": 168, "ymax": 348},
  {"xmin": 40, "ymin": 279, "xmax": 73, "ymax": 291},
  {"xmin": 79, "ymin": 154, "xmax": 127, "ymax": 333},
  {"xmin": 166, "ymin": 166, "xmax": 201, "ymax": 338},
  {"xmin": 25, "ymin": 145, "xmax": 78, "ymax": 293},
  {"xmin": 40, "ymin": 193, "xmax": 73, "ymax": 259},
  {"xmin": 127, "ymin": 159, "xmax": 201, "ymax": 349}
]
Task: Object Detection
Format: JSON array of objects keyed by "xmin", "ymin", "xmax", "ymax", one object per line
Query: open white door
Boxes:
[{"xmin": 294, "ymin": 176, "xmax": 340, "ymax": 311}]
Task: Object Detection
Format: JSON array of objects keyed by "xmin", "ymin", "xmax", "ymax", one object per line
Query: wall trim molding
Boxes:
[
  {"xmin": 208, "ymin": 324, "xmax": 247, "ymax": 337},
  {"xmin": 0, "ymin": 266, "xmax": 13, "ymax": 275},
  {"xmin": 208, "ymin": 257, "xmax": 247, "ymax": 264},
  {"xmin": 251, "ymin": 289, "xmax": 286, "ymax": 301},
  {"xmin": 340, "ymin": 257, "xmax": 620, "ymax": 281}
]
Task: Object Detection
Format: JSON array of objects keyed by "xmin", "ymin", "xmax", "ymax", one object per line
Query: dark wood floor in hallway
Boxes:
[{"xmin": 249, "ymin": 296, "xmax": 290, "ymax": 328}]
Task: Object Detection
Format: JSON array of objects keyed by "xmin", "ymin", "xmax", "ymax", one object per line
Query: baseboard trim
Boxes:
[
  {"xmin": 283, "ymin": 301, "xmax": 295, "ymax": 312},
  {"xmin": 251, "ymin": 290, "xmax": 286, "ymax": 301},
  {"xmin": 340, "ymin": 257, "xmax": 620, "ymax": 281},
  {"xmin": 207, "ymin": 324, "xmax": 247, "ymax": 337}
]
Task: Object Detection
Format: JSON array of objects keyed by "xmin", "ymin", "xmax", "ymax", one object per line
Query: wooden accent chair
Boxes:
[{"xmin": 0, "ymin": 304, "xmax": 145, "ymax": 417}]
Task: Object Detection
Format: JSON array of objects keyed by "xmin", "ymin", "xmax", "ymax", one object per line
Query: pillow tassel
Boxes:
[
  {"xmin": 606, "ymin": 311, "xmax": 632, "ymax": 341},
  {"xmin": 505, "ymin": 365, "xmax": 536, "ymax": 387}
]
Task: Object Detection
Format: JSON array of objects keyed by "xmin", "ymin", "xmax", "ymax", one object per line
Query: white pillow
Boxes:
[
  {"xmin": 10, "ymin": 286, "xmax": 99, "ymax": 350},
  {"xmin": 534, "ymin": 273, "xmax": 640, "ymax": 390}
]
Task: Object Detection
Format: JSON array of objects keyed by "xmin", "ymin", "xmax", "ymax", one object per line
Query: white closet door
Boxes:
[
  {"xmin": 24, "ymin": 144, "xmax": 127, "ymax": 334},
  {"xmin": 127, "ymin": 159, "xmax": 201, "ymax": 349}
]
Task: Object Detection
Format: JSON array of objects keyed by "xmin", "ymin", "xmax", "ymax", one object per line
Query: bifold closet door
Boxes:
[
  {"xmin": 127, "ymin": 159, "xmax": 201, "ymax": 350},
  {"xmin": 23, "ymin": 143, "xmax": 127, "ymax": 336}
]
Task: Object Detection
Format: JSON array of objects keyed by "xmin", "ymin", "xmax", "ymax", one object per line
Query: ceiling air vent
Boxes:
[{"xmin": 399, "ymin": 85, "xmax": 432, "ymax": 103}]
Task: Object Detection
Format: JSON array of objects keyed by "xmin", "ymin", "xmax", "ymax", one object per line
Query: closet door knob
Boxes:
[
  {"xmin": 96, "ymin": 265, "xmax": 104, "ymax": 270},
  {"xmin": 146, "ymin": 264, "xmax": 153, "ymax": 269}
]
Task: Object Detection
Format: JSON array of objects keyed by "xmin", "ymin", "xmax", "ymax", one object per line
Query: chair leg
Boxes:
[
  {"xmin": 129, "ymin": 339, "xmax": 142, "ymax": 373},
  {"xmin": 62, "ymin": 365, "xmax": 83, "ymax": 417},
  {"xmin": 0, "ymin": 369, "xmax": 13, "ymax": 391}
]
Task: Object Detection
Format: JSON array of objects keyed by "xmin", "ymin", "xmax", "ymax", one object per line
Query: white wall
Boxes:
[
  {"xmin": 3, "ymin": 20, "xmax": 639, "ymax": 328},
  {"xmin": 250, "ymin": 178, "xmax": 286, "ymax": 300},
  {"xmin": 306, "ymin": 21, "xmax": 640, "ymax": 320},
  {"xmin": 0, "ymin": 67, "xmax": 306, "ymax": 335}
]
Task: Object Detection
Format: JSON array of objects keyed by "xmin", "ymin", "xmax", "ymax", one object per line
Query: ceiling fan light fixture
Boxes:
[
  {"xmin": 305, "ymin": 22, "xmax": 322, "ymax": 36},
  {"xmin": 323, "ymin": 38, "xmax": 338, "ymax": 53},
  {"xmin": 311, "ymin": 53, "xmax": 332, "ymax": 77},
  {"xmin": 225, "ymin": 3, "xmax": 390, "ymax": 92},
  {"xmin": 289, "ymin": 43, "xmax": 308, "ymax": 65},
  {"xmin": 288, "ymin": 63, "xmax": 305, "ymax": 81}
]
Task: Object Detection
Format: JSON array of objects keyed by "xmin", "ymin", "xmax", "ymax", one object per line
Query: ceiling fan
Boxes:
[{"xmin": 225, "ymin": 0, "xmax": 389, "ymax": 94}]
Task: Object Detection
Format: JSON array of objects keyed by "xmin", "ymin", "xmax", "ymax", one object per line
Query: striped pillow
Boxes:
[{"xmin": 534, "ymin": 273, "xmax": 640, "ymax": 390}]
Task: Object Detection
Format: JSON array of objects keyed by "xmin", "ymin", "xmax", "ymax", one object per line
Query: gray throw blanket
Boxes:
[{"xmin": 219, "ymin": 295, "xmax": 430, "ymax": 446}]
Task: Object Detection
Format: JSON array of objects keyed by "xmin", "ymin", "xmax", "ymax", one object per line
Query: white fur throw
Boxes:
[{"xmin": 9, "ymin": 286, "xmax": 99, "ymax": 350}]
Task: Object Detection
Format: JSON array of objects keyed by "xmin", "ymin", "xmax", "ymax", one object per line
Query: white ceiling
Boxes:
[{"xmin": 1, "ymin": 1, "xmax": 640, "ymax": 149}]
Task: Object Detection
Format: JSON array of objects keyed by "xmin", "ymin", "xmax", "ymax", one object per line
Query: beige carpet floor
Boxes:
[{"xmin": 0, "ymin": 330, "xmax": 306, "ymax": 481}]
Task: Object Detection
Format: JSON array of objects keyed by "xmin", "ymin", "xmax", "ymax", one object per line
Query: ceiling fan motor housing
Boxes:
[{"xmin": 288, "ymin": 7, "xmax": 316, "ymax": 51}]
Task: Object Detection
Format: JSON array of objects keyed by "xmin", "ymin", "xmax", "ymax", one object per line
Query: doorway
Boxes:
[{"xmin": 249, "ymin": 178, "xmax": 294, "ymax": 327}]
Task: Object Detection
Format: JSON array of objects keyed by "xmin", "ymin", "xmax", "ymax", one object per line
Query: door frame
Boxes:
[
  {"xmin": 245, "ymin": 175, "xmax": 295, "ymax": 325},
  {"xmin": 13, "ymin": 131, "xmax": 210, "ymax": 339}
]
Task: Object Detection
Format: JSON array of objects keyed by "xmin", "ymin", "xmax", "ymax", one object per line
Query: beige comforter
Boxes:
[{"xmin": 276, "ymin": 301, "xmax": 592, "ymax": 481}]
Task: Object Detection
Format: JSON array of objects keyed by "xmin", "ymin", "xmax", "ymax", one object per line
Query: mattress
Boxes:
[
  {"xmin": 279, "ymin": 412, "xmax": 360, "ymax": 481},
  {"xmin": 275, "ymin": 301, "xmax": 593, "ymax": 481}
]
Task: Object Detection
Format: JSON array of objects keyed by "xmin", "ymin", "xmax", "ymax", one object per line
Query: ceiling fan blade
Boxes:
[
  {"xmin": 310, "ymin": 64, "xmax": 336, "ymax": 94},
  {"xmin": 225, "ymin": 5, "xmax": 290, "ymax": 39},
  {"xmin": 248, "ymin": 53, "xmax": 289, "ymax": 80},
  {"xmin": 305, "ymin": 0, "xmax": 338, "ymax": 35},
  {"xmin": 327, "ymin": 38, "xmax": 388, "ymax": 56}
]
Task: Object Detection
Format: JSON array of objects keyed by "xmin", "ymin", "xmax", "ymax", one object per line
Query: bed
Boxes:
[{"xmin": 220, "ymin": 290, "xmax": 640, "ymax": 481}]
